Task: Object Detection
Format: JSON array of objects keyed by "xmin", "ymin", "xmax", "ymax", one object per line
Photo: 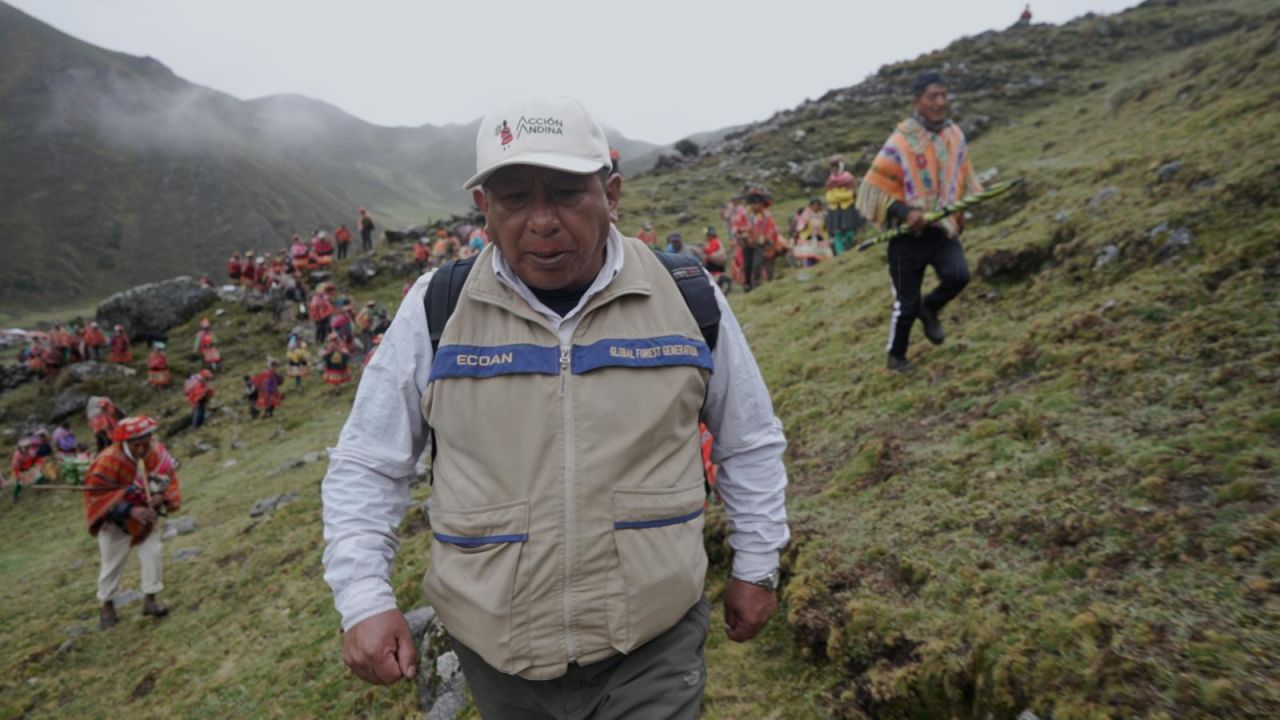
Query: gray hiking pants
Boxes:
[{"xmin": 454, "ymin": 597, "xmax": 710, "ymax": 720}]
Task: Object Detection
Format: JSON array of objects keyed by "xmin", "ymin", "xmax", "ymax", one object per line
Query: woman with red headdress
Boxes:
[
  {"xmin": 193, "ymin": 319, "xmax": 221, "ymax": 372},
  {"xmin": 107, "ymin": 325, "xmax": 133, "ymax": 364},
  {"xmin": 146, "ymin": 342, "xmax": 170, "ymax": 388},
  {"xmin": 322, "ymin": 334, "xmax": 351, "ymax": 392}
]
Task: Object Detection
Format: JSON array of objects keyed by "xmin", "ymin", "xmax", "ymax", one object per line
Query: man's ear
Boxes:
[
  {"xmin": 472, "ymin": 188, "xmax": 489, "ymax": 214},
  {"xmin": 604, "ymin": 173, "xmax": 622, "ymax": 219}
]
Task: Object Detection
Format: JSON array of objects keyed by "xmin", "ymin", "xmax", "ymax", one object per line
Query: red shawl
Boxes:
[{"xmin": 83, "ymin": 443, "xmax": 181, "ymax": 544}]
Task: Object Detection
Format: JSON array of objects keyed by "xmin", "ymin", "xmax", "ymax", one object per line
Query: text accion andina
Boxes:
[{"xmin": 516, "ymin": 116, "xmax": 564, "ymax": 137}]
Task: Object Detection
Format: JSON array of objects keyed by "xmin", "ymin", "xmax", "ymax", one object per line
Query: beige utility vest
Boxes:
[{"xmin": 421, "ymin": 238, "xmax": 711, "ymax": 681}]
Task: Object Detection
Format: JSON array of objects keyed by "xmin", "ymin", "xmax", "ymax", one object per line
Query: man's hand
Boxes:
[
  {"xmin": 129, "ymin": 506, "xmax": 157, "ymax": 525},
  {"xmin": 724, "ymin": 579, "xmax": 777, "ymax": 642},
  {"xmin": 906, "ymin": 208, "xmax": 927, "ymax": 232},
  {"xmin": 342, "ymin": 609, "xmax": 417, "ymax": 685}
]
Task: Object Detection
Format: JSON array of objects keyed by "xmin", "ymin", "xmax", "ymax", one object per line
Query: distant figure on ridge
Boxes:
[
  {"xmin": 857, "ymin": 71, "xmax": 982, "ymax": 372},
  {"xmin": 227, "ymin": 252, "xmax": 243, "ymax": 284},
  {"xmin": 193, "ymin": 318, "xmax": 221, "ymax": 373},
  {"xmin": 1018, "ymin": 4, "xmax": 1032, "ymax": 26},
  {"xmin": 82, "ymin": 416, "xmax": 181, "ymax": 629},
  {"xmin": 358, "ymin": 207, "xmax": 376, "ymax": 252}
]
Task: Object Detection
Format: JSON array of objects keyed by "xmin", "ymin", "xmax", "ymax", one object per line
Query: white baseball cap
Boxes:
[{"xmin": 464, "ymin": 96, "xmax": 612, "ymax": 190}]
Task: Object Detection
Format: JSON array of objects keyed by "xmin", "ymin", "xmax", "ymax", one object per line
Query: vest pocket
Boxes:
[
  {"xmin": 609, "ymin": 482, "xmax": 709, "ymax": 653},
  {"xmin": 423, "ymin": 498, "xmax": 530, "ymax": 674}
]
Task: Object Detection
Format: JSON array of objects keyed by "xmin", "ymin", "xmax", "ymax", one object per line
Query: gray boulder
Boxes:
[
  {"xmin": 162, "ymin": 516, "xmax": 197, "ymax": 539},
  {"xmin": 1094, "ymin": 245, "xmax": 1121, "ymax": 269},
  {"xmin": 1087, "ymin": 186, "xmax": 1120, "ymax": 210},
  {"xmin": 65, "ymin": 362, "xmax": 137, "ymax": 383},
  {"xmin": 1155, "ymin": 227, "xmax": 1194, "ymax": 264},
  {"xmin": 413, "ymin": 604, "xmax": 469, "ymax": 719},
  {"xmin": 96, "ymin": 276, "xmax": 217, "ymax": 340},
  {"xmin": 249, "ymin": 492, "xmax": 299, "ymax": 517},
  {"xmin": 1156, "ymin": 160, "xmax": 1183, "ymax": 184},
  {"xmin": 348, "ymin": 258, "xmax": 379, "ymax": 286},
  {"xmin": 50, "ymin": 389, "xmax": 90, "ymax": 423}
]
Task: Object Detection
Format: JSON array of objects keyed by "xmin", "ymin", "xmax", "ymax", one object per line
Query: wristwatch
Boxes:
[{"xmin": 741, "ymin": 568, "xmax": 781, "ymax": 592}]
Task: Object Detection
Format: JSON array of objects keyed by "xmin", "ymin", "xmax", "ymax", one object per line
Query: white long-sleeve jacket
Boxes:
[{"xmin": 321, "ymin": 228, "xmax": 790, "ymax": 630}]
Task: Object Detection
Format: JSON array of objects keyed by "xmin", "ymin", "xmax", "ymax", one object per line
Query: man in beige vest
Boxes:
[{"xmin": 322, "ymin": 96, "xmax": 790, "ymax": 719}]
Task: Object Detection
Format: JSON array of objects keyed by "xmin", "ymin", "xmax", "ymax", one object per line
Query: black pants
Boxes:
[
  {"xmin": 361, "ymin": 230, "xmax": 373, "ymax": 252},
  {"xmin": 314, "ymin": 317, "xmax": 331, "ymax": 344},
  {"xmin": 741, "ymin": 245, "xmax": 764, "ymax": 291},
  {"xmin": 886, "ymin": 227, "xmax": 970, "ymax": 359},
  {"xmin": 337, "ymin": 242, "xmax": 349, "ymax": 260}
]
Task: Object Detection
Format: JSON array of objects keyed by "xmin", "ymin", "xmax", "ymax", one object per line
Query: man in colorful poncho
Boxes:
[
  {"xmin": 857, "ymin": 71, "xmax": 981, "ymax": 372},
  {"xmin": 82, "ymin": 416, "xmax": 181, "ymax": 628}
]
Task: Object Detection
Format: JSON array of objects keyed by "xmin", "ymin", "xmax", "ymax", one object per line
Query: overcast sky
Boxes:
[{"xmin": 11, "ymin": 0, "xmax": 1137, "ymax": 144}]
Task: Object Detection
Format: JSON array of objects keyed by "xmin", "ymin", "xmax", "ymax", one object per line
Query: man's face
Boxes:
[
  {"xmin": 127, "ymin": 436, "xmax": 152, "ymax": 458},
  {"xmin": 474, "ymin": 166, "xmax": 620, "ymax": 290},
  {"xmin": 914, "ymin": 83, "xmax": 949, "ymax": 124}
]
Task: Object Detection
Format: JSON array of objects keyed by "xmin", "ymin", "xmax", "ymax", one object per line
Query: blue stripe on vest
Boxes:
[
  {"xmin": 614, "ymin": 507, "xmax": 704, "ymax": 531},
  {"xmin": 433, "ymin": 532, "xmax": 529, "ymax": 547},
  {"xmin": 430, "ymin": 343, "xmax": 561, "ymax": 381},
  {"xmin": 572, "ymin": 335, "xmax": 713, "ymax": 375}
]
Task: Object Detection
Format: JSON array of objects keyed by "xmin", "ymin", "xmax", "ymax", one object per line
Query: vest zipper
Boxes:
[{"xmin": 559, "ymin": 343, "xmax": 577, "ymax": 663}]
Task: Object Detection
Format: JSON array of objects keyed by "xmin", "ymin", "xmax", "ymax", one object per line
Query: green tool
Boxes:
[{"xmin": 856, "ymin": 179, "xmax": 1024, "ymax": 252}]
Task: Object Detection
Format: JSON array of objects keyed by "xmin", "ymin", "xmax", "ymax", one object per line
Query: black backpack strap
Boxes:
[
  {"xmin": 654, "ymin": 252, "xmax": 720, "ymax": 353},
  {"xmin": 423, "ymin": 257, "xmax": 476, "ymax": 482},
  {"xmin": 425, "ymin": 257, "xmax": 477, "ymax": 354}
]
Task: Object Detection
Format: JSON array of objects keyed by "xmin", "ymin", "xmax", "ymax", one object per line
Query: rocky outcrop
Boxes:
[
  {"xmin": 408, "ymin": 605, "xmax": 468, "ymax": 719},
  {"xmin": 96, "ymin": 276, "xmax": 217, "ymax": 339}
]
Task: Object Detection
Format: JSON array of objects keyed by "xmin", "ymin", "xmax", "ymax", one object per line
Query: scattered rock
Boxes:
[
  {"xmin": 221, "ymin": 459, "xmax": 238, "ymax": 469},
  {"xmin": 976, "ymin": 245, "xmax": 1047, "ymax": 281},
  {"xmin": 348, "ymin": 258, "xmax": 379, "ymax": 286},
  {"xmin": 162, "ymin": 516, "xmax": 197, "ymax": 539},
  {"xmin": 414, "ymin": 604, "xmax": 469, "ymax": 719},
  {"xmin": 191, "ymin": 442, "xmax": 215, "ymax": 456},
  {"xmin": 1088, "ymin": 79, "xmax": 1107, "ymax": 91},
  {"xmin": 268, "ymin": 459, "xmax": 305, "ymax": 477},
  {"xmin": 404, "ymin": 606, "xmax": 437, "ymax": 638},
  {"xmin": 231, "ymin": 440, "xmax": 246, "ymax": 450},
  {"xmin": 1155, "ymin": 227, "xmax": 1194, "ymax": 263},
  {"xmin": 63, "ymin": 624, "xmax": 91, "ymax": 638},
  {"xmin": 1087, "ymin": 186, "xmax": 1120, "ymax": 210},
  {"xmin": 249, "ymin": 492, "xmax": 300, "ymax": 518},
  {"xmin": 1191, "ymin": 177, "xmax": 1216, "ymax": 191},
  {"xmin": 65, "ymin": 362, "xmax": 137, "ymax": 383},
  {"xmin": 112, "ymin": 589, "xmax": 145, "ymax": 607},
  {"xmin": 68, "ymin": 559, "xmax": 84, "ymax": 570},
  {"xmin": 1018, "ymin": 712, "xmax": 1043, "ymax": 720},
  {"xmin": 301, "ymin": 451, "xmax": 321, "ymax": 464},
  {"xmin": 976, "ymin": 166, "xmax": 1000, "ymax": 185},
  {"xmin": 1155, "ymin": 160, "xmax": 1183, "ymax": 183},
  {"xmin": 1094, "ymin": 244, "xmax": 1121, "ymax": 269},
  {"xmin": 172, "ymin": 548, "xmax": 203, "ymax": 561},
  {"xmin": 49, "ymin": 389, "xmax": 90, "ymax": 423},
  {"xmin": 96, "ymin": 276, "xmax": 217, "ymax": 340},
  {"xmin": 793, "ymin": 272, "xmax": 813, "ymax": 283},
  {"xmin": 1052, "ymin": 210, "xmax": 1073, "ymax": 224},
  {"xmin": 57, "ymin": 640, "xmax": 76, "ymax": 656}
]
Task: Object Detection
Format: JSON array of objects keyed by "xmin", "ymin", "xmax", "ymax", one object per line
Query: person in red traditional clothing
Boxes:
[
  {"xmin": 252, "ymin": 358, "xmax": 285, "ymax": 419},
  {"xmin": 185, "ymin": 370, "xmax": 215, "ymax": 429},
  {"xmin": 322, "ymin": 334, "xmax": 351, "ymax": 392},
  {"xmin": 193, "ymin": 319, "xmax": 222, "ymax": 372},
  {"xmin": 309, "ymin": 289, "xmax": 335, "ymax": 344},
  {"xmin": 8, "ymin": 436, "xmax": 42, "ymax": 501},
  {"xmin": 227, "ymin": 252, "xmax": 243, "ymax": 284},
  {"xmin": 82, "ymin": 416, "xmax": 181, "ymax": 628},
  {"xmin": 733, "ymin": 188, "xmax": 780, "ymax": 291},
  {"xmin": 290, "ymin": 234, "xmax": 312, "ymax": 274},
  {"xmin": 412, "ymin": 236, "xmax": 431, "ymax": 273},
  {"xmin": 313, "ymin": 231, "xmax": 335, "ymax": 266},
  {"xmin": 87, "ymin": 396, "xmax": 123, "ymax": 452},
  {"xmin": 335, "ymin": 224, "xmax": 353, "ymax": 260},
  {"xmin": 108, "ymin": 324, "xmax": 133, "ymax": 364},
  {"xmin": 146, "ymin": 342, "xmax": 170, "ymax": 388},
  {"xmin": 241, "ymin": 250, "xmax": 258, "ymax": 288},
  {"xmin": 81, "ymin": 321, "xmax": 107, "ymax": 361}
]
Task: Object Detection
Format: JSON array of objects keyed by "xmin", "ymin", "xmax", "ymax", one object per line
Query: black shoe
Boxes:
[
  {"xmin": 886, "ymin": 354, "xmax": 913, "ymax": 372},
  {"xmin": 919, "ymin": 304, "xmax": 945, "ymax": 345},
  {"xmin": 100, "ymin": 603, "xmax": 118, "ymax": 630}
]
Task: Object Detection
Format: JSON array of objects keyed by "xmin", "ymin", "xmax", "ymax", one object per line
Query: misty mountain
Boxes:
[{"xmin": 0, "ymin": 1, "xmax": 664, "ymax": 309}]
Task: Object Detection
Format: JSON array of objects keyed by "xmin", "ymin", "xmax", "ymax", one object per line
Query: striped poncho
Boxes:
[{"xmin": 856, "ymin": 115, "xmax": 982, "ymax": 238}]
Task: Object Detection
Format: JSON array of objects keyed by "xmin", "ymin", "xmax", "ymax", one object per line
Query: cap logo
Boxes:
[
  {"xmin": 515, "ymin": 115, "xmax": 564, "ymax": 138},
  {"xmin": 493, "ymin": 120, "xmax": 514, "ymax": 150}
]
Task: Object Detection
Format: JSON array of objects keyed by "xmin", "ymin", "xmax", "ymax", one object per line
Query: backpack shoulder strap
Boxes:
[
  {"xmin": 424, "ymin": 257, "xmax": 477, "ymax": 354},
  {"xmin": 654, "ymin": 252, "xmax": 720, "ymax": 353}
]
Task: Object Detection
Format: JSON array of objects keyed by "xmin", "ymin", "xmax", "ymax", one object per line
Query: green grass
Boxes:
[{"xmin": 4, "ymin": 0, "xmax": 1280, "ymax": 717}]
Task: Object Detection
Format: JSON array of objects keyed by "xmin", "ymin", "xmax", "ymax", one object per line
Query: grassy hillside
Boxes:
[
  {"xmin": 618, "ymin": 0, "xmax": 1280, "ymax": 717},
  {"xmin": 1, "ymin": 0, "xmax": 1278, "ymax": 718}
]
